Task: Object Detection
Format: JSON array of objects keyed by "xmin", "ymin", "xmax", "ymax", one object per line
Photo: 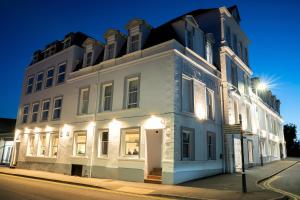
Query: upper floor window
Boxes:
[
  {"xmin": 243, "ymin": 74, "xmax": 249, "ymax": 95},
  {"xmin": 239, "ymin": 41, "xmax": 244, "ymax": 59},
  {"xmin": 31, "ymin": 103, "xmax": 40, "ymax": 123},
  {"xmin": 22, "ymin": 105, "xmax": 30, "ymax": 123},
  {"xmin": 206, "ymin": 89, "xmax": 214, "ymax": 120},
  {"xmin": 52, "ymin": 96, "xmax": 62, "ymax": 120},
  {"xmin": 38, "ymin": 134, "xmax": 47, "ymax": 157},
  {"xmin": 107, "ymin": 44, "xmax": 115, "ymax": 60},
  {"xmin": 126, "ymin": 76, "xmax": 139, "ymax": 109},
  {"xmin": 74, "ymin": 131, "xmax": 87, "ymax": 156},
  {"xmin": 206, "ymin": 41, "xmax": 213, "ymax": 64},
  {"xmin": 86, "ymin": 52, "xmax": 93, "ymax": 66},
  {"xmin": 233, "ymin": 34, "xmax": 238, "ymax": 54},
  {"xmin": 182, "ymin": 76, "xmax": 194, "ymax": 113},
  {"xmin": 181, "ymin": 127, "xmax": 194, "ymax": 161},
  {"xmin": 35, "ymin": 72, "xmax": 44, "ymax": 92},
  {"xmin": 244, "ymin": 48, "xmax": 249, "ymax": 65},
  {"xmin": 231, "ymin": 62, "xmax": 238, "ymax": 88},
  {"xmin": 41, "ymin": 99, "xmax": 50, "ymax": 121},
  {"xmin": 26, "ymin": 76, "xmax": 34, "ymax": 94},
  {"xmin": 187, "ymin": 29, "xmax": 193, "ymax": 49},
  {"xmin": 50, "ymin": 134, "xmax": 59, "ymax": 157},
  {"xmin": 207, "ymin": 132, "xmax": 216, "ymax": 160},
  {"xmin": 225, "ymin": 26, "xmax": 231, "ymax": 48},
  {"xmin": 27, "ymin": 135, "xmax": 35, "ymax": 156},
  {"xmin": 101, "ymin": 83, "xmax": 113, "ymax": 111},
  {"xmin": 45, "ymin": 68, "xmax": 54, "ymax": 88},
  {"xmin": 56, "ymin": 64, "xmax": 66, "ymax": 84},
  {"xmin": 78, "ymin": 87, "xmax": 89, "ymax": 115},
  {"xmin": 129, "ymin": 34, "xmax": 139, "ymax": 52},
  {"xmin": 121, "ymin": 128, "xmax": 140, "ymax": 157},
  {"xmin": 98, "ymin": 131, "xmax": 109, "ymax": 157}
]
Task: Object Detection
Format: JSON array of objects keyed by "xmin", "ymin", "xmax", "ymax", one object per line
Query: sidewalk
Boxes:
[{"xmin": 0, "ymin": 158, "xmax": 299, "ymax": 200}]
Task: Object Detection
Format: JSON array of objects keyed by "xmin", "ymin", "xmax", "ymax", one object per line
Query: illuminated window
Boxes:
[
  {"xmin": 52, "ymin": 97, "xmax": 62, "ymax": 120},
  {"xmin": 26, "ymin": 76, "xmax": 34, "ymax": 94},
  {"xmin": 50, "ymin": 134, "xmax": 59, "ymax": 157},
  {"xmin": 41, "ymin": 99, "xmax": 50, "ymax": 121},
  {"xmin": 126, "ymin": 76, "xmax": 139, "ymax": 109},
  {"xmin": 130, "ymin": 34, "xmax": 139, "ymax": 52},
  {"xmin": 101, "ymin": 83, "xmax": 113, "ymax": 111},
  {"xmin": 27, "ymin": 135, "xmax": 35, "ymax": 156},
  {"xmin": 206, "ymin": 89, "xmax": 214, "ymax": 120},
  {"xmin": 31, "ymin": 103, "xmax": 39, "ymax": 122},
  {"xmin": 56, "ymin": 64, "xmax": 66, "ymax": 84},
  {"xmin": 98, "ymin": 131, "xmax": 109, "ymax": 156},
  {"xmin": 74, "ymin": 131, "xmax": 87, "ymax": 156},
  {"xmin": 78, "ymin": 87, "xmax": 89, "ymax": 114},
  {"xmin": 45, "ymin": 68, "xmax": 54, "ymax": 88},
  {"xmin": 207, "ymin": 132, "xmax": 216, "ymax": 160},
  {"xmin": 181, "ymin": 127, "xmax": 194, "ymax": 161},
  {"xmin": 22, "ymin": 105, "xmax": 30, "ymax": 123},
  {"xmin": 121, "ymin": 128, "xmax": 140, "ymax": 156},
  {"xmin": 182, "ymin": 76, "xmax": 194, "ymax": 113},
  {"xmin": 38, "ymin": 134, "xmax": 47, "ymax": 156},
  {"xmin": 35, "ymin": 72, "xmax": 44, "ymax": 92}
]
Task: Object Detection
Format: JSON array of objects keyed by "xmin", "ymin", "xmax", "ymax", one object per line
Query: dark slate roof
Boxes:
[{"xmin": 0, "ymin": 118, "xmax": 16, "ymax": 134}]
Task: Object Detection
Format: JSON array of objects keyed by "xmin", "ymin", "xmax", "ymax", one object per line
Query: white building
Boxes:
[{"xmin": 12, "ymin": 6, "xmax": 285, "ymax": 184}]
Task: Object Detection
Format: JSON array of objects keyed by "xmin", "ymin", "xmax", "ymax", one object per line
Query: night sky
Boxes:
[{"xmin": 0, "ymin": 0, "xmax": 299, "ymax": 136}]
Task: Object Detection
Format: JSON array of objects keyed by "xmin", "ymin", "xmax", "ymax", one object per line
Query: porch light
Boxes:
[
  {"xmin": 45, "ymin": 125, "xmax": 53, "ymax": 132},
  {"xmin": 144, "ymin": 115, "xmax": 166, "ymax": 129},
  {"xmin": 24, "ymin": 127, "xmax": 31, "ymax": 134},
  {"xmin": 33, "ymin": 127, "xmax": 41, "ymax": 133},
  {"xmin": 62, "ymin": 124, "xmax": 71, "ymax": 136},
  {"xmin": 87, "ymin": 121, "xmax": 96, "ymax": 133}
]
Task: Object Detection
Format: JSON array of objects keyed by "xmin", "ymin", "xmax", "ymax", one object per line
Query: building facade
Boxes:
[{"xmin": 12, "ymin": 5, "xmax": 285, "ymax": 184}]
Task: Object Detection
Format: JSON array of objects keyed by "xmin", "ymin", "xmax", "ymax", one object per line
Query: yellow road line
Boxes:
[
  {"xmin": 0, "ymin": 173, "xmax": 172, "ymax": 200},
  {"xmin": 262, "ymin": 175, "xmax": 300, "ymax": 200}
]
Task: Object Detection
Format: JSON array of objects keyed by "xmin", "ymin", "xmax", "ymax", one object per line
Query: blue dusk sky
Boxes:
[{"xmin": 0, "ymin": 0, "xmax": 299, "ymax": 136}]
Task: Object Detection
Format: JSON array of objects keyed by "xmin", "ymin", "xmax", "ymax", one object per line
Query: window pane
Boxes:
[
  {"xmin": 55, "ymin": 99, "xmax": 62, "ymax": 108},
  {"xmin": 47, "ymin": 69, "xmax": 54, "ymax": 77},
  {"xmin": 182, "ymin": 78, "xmax": 193, "ymax": 113},
  {"xmin": 123, "ymin": 129, "xmax": 140, "ymax": 156},
  {"xmin": 77, "ymin": 144, "xmax": 86, "ymax": 155},
  {"xmin": 102, "ymin": 132, "xmax": 108, "ymax": 141}
]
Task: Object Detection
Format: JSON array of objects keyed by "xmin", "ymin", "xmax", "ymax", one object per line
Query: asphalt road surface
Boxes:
[
  {"xmin": 263, "ymin": 162, "xmax": 300, "ymax": 200},
  {"xmin": 0, "ymin": 173, "xmax": 171, "ymax": 200}
]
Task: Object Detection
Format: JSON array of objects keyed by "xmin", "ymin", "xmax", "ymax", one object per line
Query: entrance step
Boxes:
[
  {"xmin": 144, "ymin": 177, "xmax": 162, "ymax": 184},
  {"xmin": 149, "ymin": 168, "xmax": 162, "ymax": 176},
  {"xmin": 147, "ymin": 175, "xmax": 161, "ymax": 180}
]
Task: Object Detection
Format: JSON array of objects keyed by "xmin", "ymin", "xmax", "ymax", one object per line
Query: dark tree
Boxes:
[{"xmin": 284, "ymin": 123, "xmax": 300, "ymax": 157}]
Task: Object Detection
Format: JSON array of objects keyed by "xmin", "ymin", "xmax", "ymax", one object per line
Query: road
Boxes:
[
  {"xmin": 262, "ymin": 162, "xmax": 300, "ymax": 200},
  {"xmin": 0, "ymin": 173, "xmax": 171, "ymax": 200}
]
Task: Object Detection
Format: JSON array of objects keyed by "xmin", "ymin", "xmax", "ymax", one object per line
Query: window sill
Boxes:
[
  {"xmin": 118, "ymin": 157, "xmax": 144, "ymax": 162},
  {"xmin": 70, "ymin": 155, "xmax": 89, "ymax": 159},
  {"xmin": 96, "ymin": 156, "xmax": 109, "ymax": 160},
  {"xmin": 76, "ymin": 113, "xmax": 94, "ymax": 118}
]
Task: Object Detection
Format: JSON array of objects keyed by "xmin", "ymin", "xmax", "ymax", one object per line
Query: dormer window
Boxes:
[
  {"xmin": 129, "ymin": 34, "xmax": 139, "ymax": 53},
  {"xmin": 50, "ymin": 46, "xmax": 56, "ymax": 55},
  {"xmin": 107, "ymin": 43, "xmax": 115, "ymax": 60},
  {"xmin": 86, "ymin": 52, "xmax": 93, "ymax": 66},
  {"xmin": 44, "ymin": 49, "xmax": 50, "ymax": 58},
  {"xmin": 63, "ymin": 38, "xmax": 71, "ymax": 49}
]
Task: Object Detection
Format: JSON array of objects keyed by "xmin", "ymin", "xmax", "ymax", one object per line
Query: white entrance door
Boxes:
[
  {"xmin": 146, "ymin": 129, "xmax": 162, "ymax": 174},
  {"xmin": 234, "ymin": 138, "xmax": 242, "ymax": 172}
]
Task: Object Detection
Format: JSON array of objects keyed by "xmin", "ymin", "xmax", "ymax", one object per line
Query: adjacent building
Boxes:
[
  {"xmin": 0, "ymin": 118, "xmax": 16, "ymax": 165},
  {"xmin": 11, "ymin": 5, "xmax": 286, "ymax": 184}
]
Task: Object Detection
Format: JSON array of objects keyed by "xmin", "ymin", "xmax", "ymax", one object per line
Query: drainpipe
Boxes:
[{"xmin": 89, "ymin": 69, "xmax": 101, "ymax": 178}]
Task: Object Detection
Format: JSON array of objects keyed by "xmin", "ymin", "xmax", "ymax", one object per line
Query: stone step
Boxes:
[
  {"xmin": 149, "ymin": 170, "xmax": 162, "ymax": 176},
  {"xmin": 147, "ymin": 175, "xmax": 161, "ymax": 180},
  {"xmin": 144, "ymin": 178, "xmax": 162, "ymax": 184}
]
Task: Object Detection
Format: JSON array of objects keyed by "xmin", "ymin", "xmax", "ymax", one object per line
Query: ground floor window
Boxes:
[
  {"xmin": 207, "ymin": 132, "xmax": 216, "ymax": 160},
  {"xmin": 38, "ymin": 134, "xmax": 47, "ymax": 156},
  {"xmin": 121, "ymin": 128, "xmax": 140, "ymax": 156},
  {"xmin": 98, "ymin": 131, "xmax": 109, "ymax": 157},
  {"xmin": 74, "ymin": 131, "xmax": 87, "ymax": 156},
  {"xmin": 50, "ymin": 134, "xmax": 59, "ymax": 157},
  {"xmin": 181, "ymin": 127, "xmax": 194, "ymax": 161},
  {"xmin": 248, "ymin": 140, "xmax": 254, "ymax": 163},
  {"xmin": 27, "ymin": 135, "xmax": 35, "ymax": 156}
]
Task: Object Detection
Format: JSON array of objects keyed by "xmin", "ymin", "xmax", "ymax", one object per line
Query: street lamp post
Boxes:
[{"xmin": 239, "ymin": 114, "xmax": 247, "ymax": 193}]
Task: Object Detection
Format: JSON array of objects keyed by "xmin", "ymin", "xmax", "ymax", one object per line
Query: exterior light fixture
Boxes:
[
  {"xmin": 45, "ymin": 126, "xmax": 53, "ymax": 132},
  {"xmin": 24, "ymin": 127, "xmax": 31, "ymax": 134},
  {"xmin": 62, "ymin": 124, "xmax": 71, "ymax": 137},
  {"xmin": 256, "ymin": 82, "xmax": 268, "ymax": 91},
  {"xmin": 144, "ymin": 115, "xmax": 166, "ymax": 129}
]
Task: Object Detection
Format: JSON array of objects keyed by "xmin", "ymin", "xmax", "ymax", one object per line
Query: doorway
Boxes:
[{"xmin": 145, "ymin": 129, "xmax": 162, "ymax": 183}]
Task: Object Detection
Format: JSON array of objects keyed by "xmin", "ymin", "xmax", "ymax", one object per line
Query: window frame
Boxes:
[
  {"xmin": 52, "ymin": 96, "xmax": 63, "ymax": 120},
  {"xmin": 120, "ymin": 127, "xmax": 141, "ymax": 158},
  {"xmin": 100, "ymin": 81, "xmax": 114, "ymax": 112},
  {"xmin": 41, "ymin": 99, "xmax": 51, "ymax": 121},
  {"xmin": 56, "ymin": 63, "xmax": 66, "ymax": 85},
  {"xmin": 31, "ymin": 102, "xmax": 40, "ymax": 123},
  {"xmin": 107, "ymin": 43, "xmax": 115, "ymax": 60},
  {"xmin": 49, "ymin": 133, "xmax": 59, "ymax": 157},
  {"xmin": 26, "ymin": 75, "xmax": 34, "ymax": 95},
  {"xmin": 45, "ymin": 67, "xmax": 55, "ymax": 89},
  {"xmin": 181, "ymin": 127, "xmax": 195, "ymax": 161},
  {"xmin": 22, "ymin": 104, "xmax": 30, "ymax": 124},
  {"xmin": 27, "ymin": 134, "xmax": 35, "ymax": 156},
  {"xmin": 35, "ymin": 71, "xmax": 44, "ymax": 92},
  {"xmin": 78, "ymin": 87, "xmax": 90, "ymax": 115},
  {"xmin": 207, "ymin": 131, "xmax": 216, "ymax": 160},
  {"xmin": 98, "ymin": 130, "xmax": 109, "ymax": 157},
  {"xmin": 181, "ymin": 75, "xmax": 194, "ymax": 113},
  {"xmin": 73, "ymin": 131, "xmax": 87, "ymax": 156},
  {"xmin": 124, "ymin": 74, "xmax": 140, "ymax": 109},
  {"xmin": 206, "ymin": 88, "xmax": 215, "ymax": 120},
  {"xmin": 37, "ymin": 133, "xmax": 47, "ymax": 157},
  {"xmin": 129, "ymin": 34, "xmax": 140, "ymax": 53}
]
